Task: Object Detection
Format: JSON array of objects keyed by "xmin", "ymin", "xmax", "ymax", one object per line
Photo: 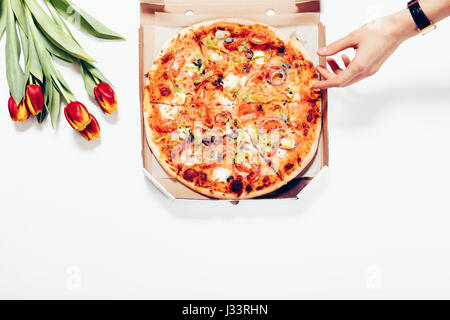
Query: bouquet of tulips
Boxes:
[{"xmin": 0, "ymin": 0, "xmax": 124, "ymax": 141}]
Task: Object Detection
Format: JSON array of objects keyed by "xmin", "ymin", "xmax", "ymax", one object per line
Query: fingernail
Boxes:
[{"xmin": 318, "ymin": 47, "xmax": 328, "ymax": 53}]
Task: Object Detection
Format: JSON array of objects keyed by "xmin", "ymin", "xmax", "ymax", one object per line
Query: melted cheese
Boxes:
[
  {"xmin": 212, "ymin": 167, "xmax": 232, "ymax": 183},
  {"xmin": 174, "ymin": 92, "xmax": 186, "ymax": 104},
  {"xmin": 223, "ymin": 74, "xmax": 240, "ymax": 91},
  {"xmin": 253, "ymin": 51, "xmax": 267, "ymax": 65},
  {"xmin": 184, "ymin": 64, "xmax": 198, "ymax": 77},
  {"xmin": 159, "ymin": 105, "xmax": 178, "ymax": 120},
  {"xmin": 216, "ymin": 94, "xmax": 234, "ymax": 106},
  {"xmin": 209, "ymin": 51, "xmax": 222, "ymax": 62},
  {"xmin": 276, "ymin": 148, "xmax": 287, "ymax": 159}
]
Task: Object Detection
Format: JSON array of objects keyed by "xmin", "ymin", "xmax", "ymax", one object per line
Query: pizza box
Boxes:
[{"xmin": 139, "ymin": 0, "xmax": 329, "ymax": 201}]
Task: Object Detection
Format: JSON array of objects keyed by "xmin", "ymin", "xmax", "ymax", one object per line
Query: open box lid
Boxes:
[
  {"xmin": 140, "ymin": 0, "xmax": 329, "ymax": 201},
  {"xmin": 140, "ymin": 0, "xmax": 321, "ymax": 15}
]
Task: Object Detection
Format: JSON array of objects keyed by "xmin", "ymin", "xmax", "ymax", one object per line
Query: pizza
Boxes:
[{"xmin": 143, "ymin": 19, "xmax": 322, "ymax": 199}]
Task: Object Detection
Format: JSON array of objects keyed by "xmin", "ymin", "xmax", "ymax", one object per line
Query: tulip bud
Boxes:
[
  {"xmin": 80, "ymin": 114, "xmax": 101, "ymax": 141},
  {"xmin": 8, "ymin": 97, "xmax": 30, "ymax": 122},
  {"xmin": 94, "ymin": 83, "xmax": 118, "ymax": 114},
  {"xmin": 64, "ymin": 102, "xmax": 91, "ymax": 131},
  {"xmin": 25, "ymin": 84, "xmax": 44, "ymax": 116}
]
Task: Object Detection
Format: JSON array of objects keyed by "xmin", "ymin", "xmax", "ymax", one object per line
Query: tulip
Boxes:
[
  {"xmin": 8, "ymin": 97, "xmax": 30, "ymax": 122},
  {"xmin": 80, "ymin": 114, "xmax": 101, "ymax": 141},
  {"xmin": 64, "ymin": 101, "xmax": 91, "ymax": 131},
  {"xmin": 25, "ymin": 84, "xmax": 44, "ymax": 116},
  {"xmin": 94, "ymin": 83, "xmax": 118, "ymax": 114}
]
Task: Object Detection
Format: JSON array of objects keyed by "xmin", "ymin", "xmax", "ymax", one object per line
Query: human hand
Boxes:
[{"xmin": 312, "ymin": 11, "xmax": 416, "ymax": 89}]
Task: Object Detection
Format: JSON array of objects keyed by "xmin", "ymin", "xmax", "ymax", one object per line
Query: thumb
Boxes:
[{"xmin": 317, "ymin": 34, "xmax": 357, "ymax": 56}]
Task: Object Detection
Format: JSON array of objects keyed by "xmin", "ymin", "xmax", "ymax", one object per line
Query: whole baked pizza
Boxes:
[{"xmin": 143, "ymin": 19, "xmax": 322, "ymax": 199}]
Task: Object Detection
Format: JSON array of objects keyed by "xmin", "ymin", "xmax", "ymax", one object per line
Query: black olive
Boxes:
[
  {"xmin": 227, "ymin": 176, "xmax": 234, "ymax": 183},
  {"xmin": 278, "ymin": 46, "xmax": 286, "ymax": 54},
  {"xmin": 193, "ymin": 59, "xmax": 202, "ymax": 68},
  {"xmin": 212, "ymin": 75, "xmax": 224, "ymax": 89},
  {"xmin": 244, "ymin": 49, "xmax": 254, "ymax": 59},
  {"xmin": 212, "ymin": 80, "xmax": 221, "ymax": 89},
  {"xmin": 202, "ymin": 69, "xmax": 206, "ymax": 75},
  {"xmin": 210, "ymin": 136, "xmax": 217, "ymax": 144},
  {"xmin": 242, "ymin": 67, "xmax": 251, "ymax": 74},
  {"xmin": 224, "ymin": 37, "xmax": 234, "ymax": 44},
  {"xmin": 187, "ymin": 133, "xmax": 195, "ymax": 143},
  {"xmin": 202, "ymin": 138, "xmax": 211, "ymax": 146},
  {"xmin": 258, "ymin": 105, "xmax": 263, "ymax": 112}
]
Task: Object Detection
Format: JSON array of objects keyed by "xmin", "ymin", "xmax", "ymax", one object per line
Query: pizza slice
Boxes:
[{"xmin": 237, "ymin": 101, "xmax": 321, "ymax": 180}]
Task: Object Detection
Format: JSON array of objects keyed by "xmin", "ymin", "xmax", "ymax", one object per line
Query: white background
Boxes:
[{"xmin": 1, "ymin": 0, "xmax": 450, "ymax": 299}]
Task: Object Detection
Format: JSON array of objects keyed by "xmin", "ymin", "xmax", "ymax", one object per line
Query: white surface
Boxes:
[{"xmin": 1, "ymin": 0, "xmax": 450, "ymax": 299}]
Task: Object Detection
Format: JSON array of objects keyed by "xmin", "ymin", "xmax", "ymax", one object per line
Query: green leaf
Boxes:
[
  {"xmin": 24, "ymin": 0, "xmax": 94, "ymax": 61},
  {"xmin": 49, "ymin": 0, "xmax": 125, "ymax": 40},
  {"xmin": 5, "ymin": 0, "xmax": 25, "ymax": 105},
  {"xmin": 18, "ymin": 23, "xmax": 28, "ymax": 58},
  {"xmin": 37, "ymin": 27, "xmax": 74, "ymax": 62},
  {"xmin": 11, "ymin": 0, "xmax": 26, "ymax": 33},
  {"xmin": 82, "ymin": 61, "xmax": 111, "ymax": 85},
  {"xmin": 19, "ymin": 26, "xmax": 32, "ymax": 84},
  {"xmin": 0, "ymin": 0, "xmax": 7, "ymax": 39},
  {"xmin": 80, "ymin": 62, "xmax": 96, "ymax": 99},
  {"xmin": 25, "ymin": 13, "xmax": 43, "ymax": 82},
  {"xmin": 47, "ymin": 82, "xmax": 60, "ymax": 126},
  {"xmin": 34, "ymin": 25, "xmax": 74, "ymax": 63}
]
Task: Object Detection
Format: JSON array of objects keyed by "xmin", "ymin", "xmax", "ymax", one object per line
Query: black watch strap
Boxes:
[{"xmin": 408, "ymin": 0, "xmax": 434, "ymax": 32}]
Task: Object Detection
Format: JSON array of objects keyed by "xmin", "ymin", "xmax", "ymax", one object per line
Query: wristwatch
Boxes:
[{"xmin": 407, "ymin": 0, "xmax": 436, "ymax": 35}]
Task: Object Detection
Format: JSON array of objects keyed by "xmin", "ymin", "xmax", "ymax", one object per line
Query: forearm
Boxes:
[
  {"xmin": 421, "ymin": 0, "xmax": 450, "ymax": 23},
  {"xmin": 389, "ymin": 0, "xmax": 450, "ymax": 42}
]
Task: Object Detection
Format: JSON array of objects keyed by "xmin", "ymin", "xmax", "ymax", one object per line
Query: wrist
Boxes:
[{"xmin": 387, "ymin": 9, "xmax": 419, "ymax": 42}]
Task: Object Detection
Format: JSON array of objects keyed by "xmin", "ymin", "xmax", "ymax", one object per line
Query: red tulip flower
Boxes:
[
  {"xmin": 8, "ymin": 97, "xmax": 30, "ymax": 122},
  {"xmin": 94, "ymin": 83, "xmax": 118, "ymax": 114},
  {"xmin": 80, "ymin": 114, "xmax": 101, "ymax": 141},
  {"xmin": 25, "ymin": 84, "xmax": 44, "ymax": 116},
  {"xmin": 64, "ymin": 101, "xmax": 92, "ymax": 131}
]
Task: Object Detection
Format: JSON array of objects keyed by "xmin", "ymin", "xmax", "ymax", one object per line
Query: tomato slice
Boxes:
[{"xmin": 237, "ymin": 104, "xmax": 259, "ymax": 117}]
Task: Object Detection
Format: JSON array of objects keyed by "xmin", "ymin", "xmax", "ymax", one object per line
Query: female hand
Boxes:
[{"xmin": 312, "ymin": 11, "xmax": 417, "ymax": 89}]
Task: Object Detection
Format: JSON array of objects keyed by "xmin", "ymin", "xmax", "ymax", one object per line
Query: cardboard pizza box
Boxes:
[{"xmin": 140, "ymin": 0, "xmax": 329, "ymax": 201}]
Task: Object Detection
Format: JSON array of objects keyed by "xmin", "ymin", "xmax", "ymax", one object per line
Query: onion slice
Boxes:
[
  {"xmin": 267, "ymin": 67, "xmax": 287, "ymax": 86},
  {"xmin": 249, "ymin": 32, "xmax": 269, "ymax": 45}
]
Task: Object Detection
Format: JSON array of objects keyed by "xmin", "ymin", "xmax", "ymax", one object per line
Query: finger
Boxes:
[
  {"xmin": 317, "ymin": 34, "xmax": 357, "ymax": 56},
  {"xmin": 315, "ymin": 65, "xmax": 334, "ymax": 80},
  {"xmin": 312, "ymin": 64, "xmax": 360, "ymax": 89},
  {"xmin": 327, "ymin": 58, "xmax": 342, "ymax": 74},
  {"xmin": 342, "ymin": 54, "xmax": 351, "ymax": 68}
]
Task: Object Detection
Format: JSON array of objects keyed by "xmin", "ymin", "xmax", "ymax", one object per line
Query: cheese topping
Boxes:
[
  {"xmin": 173, "ymin": 92, "xmax": 186, "ymax": 104},
  {"xmin": 216, "ymin": 94, "xmax": 234, "ymax": 106},
  {"xmin": 212, "ymin": 167, "xmax": 232, "ymax": 183},
  {"xmin": 253, "ymin": 51, "xmax": 267, "ymax": 65},
  {"xmin": 222, "ymin": 73, "xmax": 247, "ymax": 92},
  {"xmin": 276, "ymin": 148, "xmax": 287, "ymax": 159},
  {"xmin": 159, "ymin": 105, "xmax": 178, "ymax": 120},
  {"xmin": 184, "ymin": 64, "xmax": 198, "ymax": 77},
  {"xmin": 209, "ymin": 51, "xmax": 222, "ymax": 62}
]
